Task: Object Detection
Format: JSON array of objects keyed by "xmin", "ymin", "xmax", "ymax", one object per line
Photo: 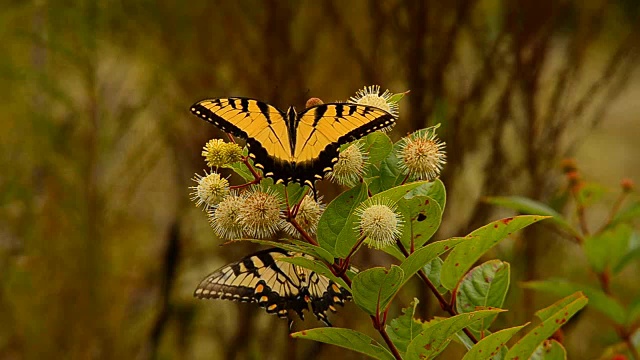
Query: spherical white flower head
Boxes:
[
  {"xmin": 190, "ymin": 171, "xmax": 230, "ymax": 209},
  {"xmin": 355, "ymin": 198, "xmax": 403, "ymax": 249},
  {"xmin": 283, "ymin": 195, "xmax": 324, "ymax": 237},
  {"xmin": 208, "ymin": 193, "xmax": 245, "ymax": 240},
  {"xmin": 202, "ymin": 139, "xmax": 243, "ymax": 168},
  {"xmin": 349, "ymin": 85, "xmax": 399, "ymax": 119},
  {"xmin": 398, "ymin": 131, "xmax": 446, "ymax": 181},
  {"xmin": 238, "ymin": 188, "xmax": 284, "ymax": 238},
  {"xmin": 202, "ymin": 139, "xmax": 226, "ymax": 168},
  {"xmin": 326, "ymin": 143, "xmax": 368, "ymax": 186}
]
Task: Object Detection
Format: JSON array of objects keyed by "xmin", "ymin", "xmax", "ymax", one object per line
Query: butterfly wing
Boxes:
[
  {"xmin": 190, "ymin": 98, "xmax": 294, "ymax": 182},
  {"xmin": 292, "ymin": 103, "xmax": 396, "ymax": 187},
  {"xmin": 194, "ymin": 248, "xmax": 308, "ymax": 320},
  {"xmin": 194, "ymin": 248, "xmax": 352, "ymax": 325},
  {"xmin": 307, "ymin": 271, "xmax": 352, "ymax": 326}
]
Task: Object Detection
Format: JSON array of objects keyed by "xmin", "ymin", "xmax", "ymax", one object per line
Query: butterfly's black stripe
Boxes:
[
  {"xmin": 229, "ymin": 98, "xmax": 237, "ymax": 109},
  {"xmin": 257, "ymin": 101, "xmax": 272, "ymax": 124},
  {"xmin": 335, "ymin": 104, "xmax": 344, "ymax": 120},
  {"xmin": 240, "ymin": 98, "xmax": 249, "ymax": 113},
  {"xmin": 213, "ymin": 99, "xmax": 222, "ymax": 107},
  {"xmin": 347, "ymin": 105, "xmax": 357, "ymax": 116},
  {"xmin": 242, "ymin": 257, "xmax": 260, "ymax": 277},
  {"xmin": 287, "ymin": 108, "xmax": 297, "ymax": 156},
  {"xmin": 313, "ymin": 105, "xmax": 327, "ymax": 127},
  {"xmin": 257, "ymin": 250, "xmax": 299, "ymax": 284},
  {"xmin": 257, "ymin": 251, "xmax": 277, "ymax": 269},
  {"xmin": 230, "ymin": 263, "xmax": 242, "ymax": 276}
]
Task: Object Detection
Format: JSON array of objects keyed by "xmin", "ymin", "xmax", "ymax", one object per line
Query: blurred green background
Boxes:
[{"xmin": 1, "ymin": 0, "xmax": 639, "ymax": 359}]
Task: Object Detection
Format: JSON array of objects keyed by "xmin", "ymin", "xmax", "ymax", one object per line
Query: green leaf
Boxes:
[
  {"xmin": 352, "ymin": 266, "xmax": 404, "ymax": 315},
  {"xmin": 227, "ymin": 160, "xmax": 255, "ymax": 181},
  {"xmin": 530, "ymin": 340, "xmax": 567, "ymax": 360},
  {"xmin": 613, "ymin": 234, "xmax": 640, "ymax": 274},
  {"xmin": 388, "ymin": 90, "xmax": 409, "ymax": 104},
  {"xmin": 291, "ymin": 328, "xmax": 395, "ymax": 360},
  {"xmin": 367, "ymin": 151, "xmax": 402, "ymax": 194},
  {"xmin": 455, "ymin": 260, "xmax": 511, "ymax": 334},
  {"xmin": 407, "ymin": 124, "xmax": 441, "ymax": 140},
  {"xmin": 454, "ymin": 330, "xmax": 477, "ymax": 352},
  {"xmin": 397, "ymin": 196, "xmax": 442, "ymax": 249},
  {"xmin": 404, "ymin": 179, "xmax": 447, "ymax": 210},
  {"xmin": 441, "ymin": 216, "xmax": 548, "ymax": 290},
  {"xmin": 381, "ymin": 244, "xmax": 407, "ymax": 261},
  {"xmin": 627, "ymin": 298, "xmax": 640, "ymax": 326},
  {"xmin": 485, "ymin": 196, "xmax": 577, "ymax": 237},
  {"xmin": 523, "ymin": 279, "xmax": 626, "ymax": 325},
  {"xmin": 584, "ymin": 224, "xmax": 632, "ymax": 273},
  {"xmin": 285, "ymin": 182, "xmax": 307, "ymax": 207},
  {"xmin": 406, "ymin": 309, "xmax": 504, "ymax": 360},
  {"xmin": 424, "ymin": 257, "xmax": 447, "ymax": 294},
  {"xmin": 285, "ymin": 238, "xmax": 335, "ymax": 263},
  {"xmin": 278, "ymin": 257, "xmax": 350, "ymax": 290},
  {"xmin": 371, "ymin": 181, "xmax": 431, "ymax": 203},
  {"xmin": 399, "ymin": 238, "xmax": 465, "ymax": 287},
  {"xmin": 317, "ymin": 184, "xmax": 368, "ymax": 258},
  {"xmin": 461, "ymin": 325, "xmax": 527, "ymax": 360},
  {"xmin": 386, "ymin": 298, "xmax": 423, "ymax": 355},
  {"xmin": 229, "ymin": 239, "xmax": 329, "ymax": 261},
  {"xmin": 505, "ymin": 292, "xmax": 587, "ymax": 360},
  {"xmin": 363, "ymin": 132, "xmax": 393, "ymax": 164}
]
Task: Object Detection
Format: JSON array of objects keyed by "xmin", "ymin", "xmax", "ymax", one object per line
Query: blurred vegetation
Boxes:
[{"xmin": 1, "ymin": 0, "xmax": 639, "ymax": 359}]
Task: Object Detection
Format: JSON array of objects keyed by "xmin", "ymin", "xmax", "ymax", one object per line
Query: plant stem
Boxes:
[
  {"xmin": 229, "ymin": 178, "xmax": 260, "ymax": 190},
  {"xmin": 597, "ymin": 270, "xmax": 611, "ymax": 295},
  {"xmin": 396, "ymin": 241, "xmax": 479, "ymax": 344},
  {"xmin": 372, "ymin": 315, "xmax": 404, "ymax": 360},
  {"xmin": 570, "ymin": 185, "xmax": 590, "ymax": 237},
  {"xmin": 287, "ymin": 217, "xmax": 319, "ymax": 246},
  {"xmin": 342, "ymin": 234, "xmax": 367, "ymax": 269},
  {"xmin": 628, "ymin": 338, "xmax": 640, "ymax": 360},
  {"xmin": 596, "ymin": 190, "xmax": 629, "ymax": 234},
  {"xmin": 227, "ymin": 133, "xmax": 263, "ymax": 182},
  {"xmin": 401, "ymin": 173, "xmax": 410, "ymax": 185},
  {"xmin": 617, "ymin": 327, "xmax": 640, "ymax": 360}
]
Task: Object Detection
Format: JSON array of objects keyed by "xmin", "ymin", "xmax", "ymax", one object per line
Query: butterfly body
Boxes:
[
  {"xmin": 194, "ymin": 248, "xmax": 351, "ymax": 326},
  {"xmin": 190, "ymin": 97, "xmax": 395, "ymax": 189}
]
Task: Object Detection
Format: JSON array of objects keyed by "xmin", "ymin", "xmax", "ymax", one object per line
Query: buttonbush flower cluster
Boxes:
[{"xmin": 189, "ymin": 86, "xmax": 584, "ymax": 360}]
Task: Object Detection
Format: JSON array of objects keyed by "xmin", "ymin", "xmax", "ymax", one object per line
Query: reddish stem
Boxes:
[
  {"xmin": 596, "ymin": 190, "xmax": 629, "ymax": 234},
  {"xmin": 400, "ymin": 173, "xmax": 410, "ymax": 185},
  {"xmin": 287, "ymin": 217, "xmax": 319, "ymax": 247},
  {"xmin": 570, "ymin": 185, "xmax": 590, "ymax": 236},
  {"xmin": 396, "ymin": 240, "xmax": 479, "ymax": 344}
]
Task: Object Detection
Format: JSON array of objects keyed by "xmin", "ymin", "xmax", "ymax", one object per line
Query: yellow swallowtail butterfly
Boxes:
[
  {"xmin": 190, "ymin": 97, "xmax": 396, "ymax": 191},
  {"xmin": 194, "ymin": 248, "xmax": 351, "ymax": 326}
]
